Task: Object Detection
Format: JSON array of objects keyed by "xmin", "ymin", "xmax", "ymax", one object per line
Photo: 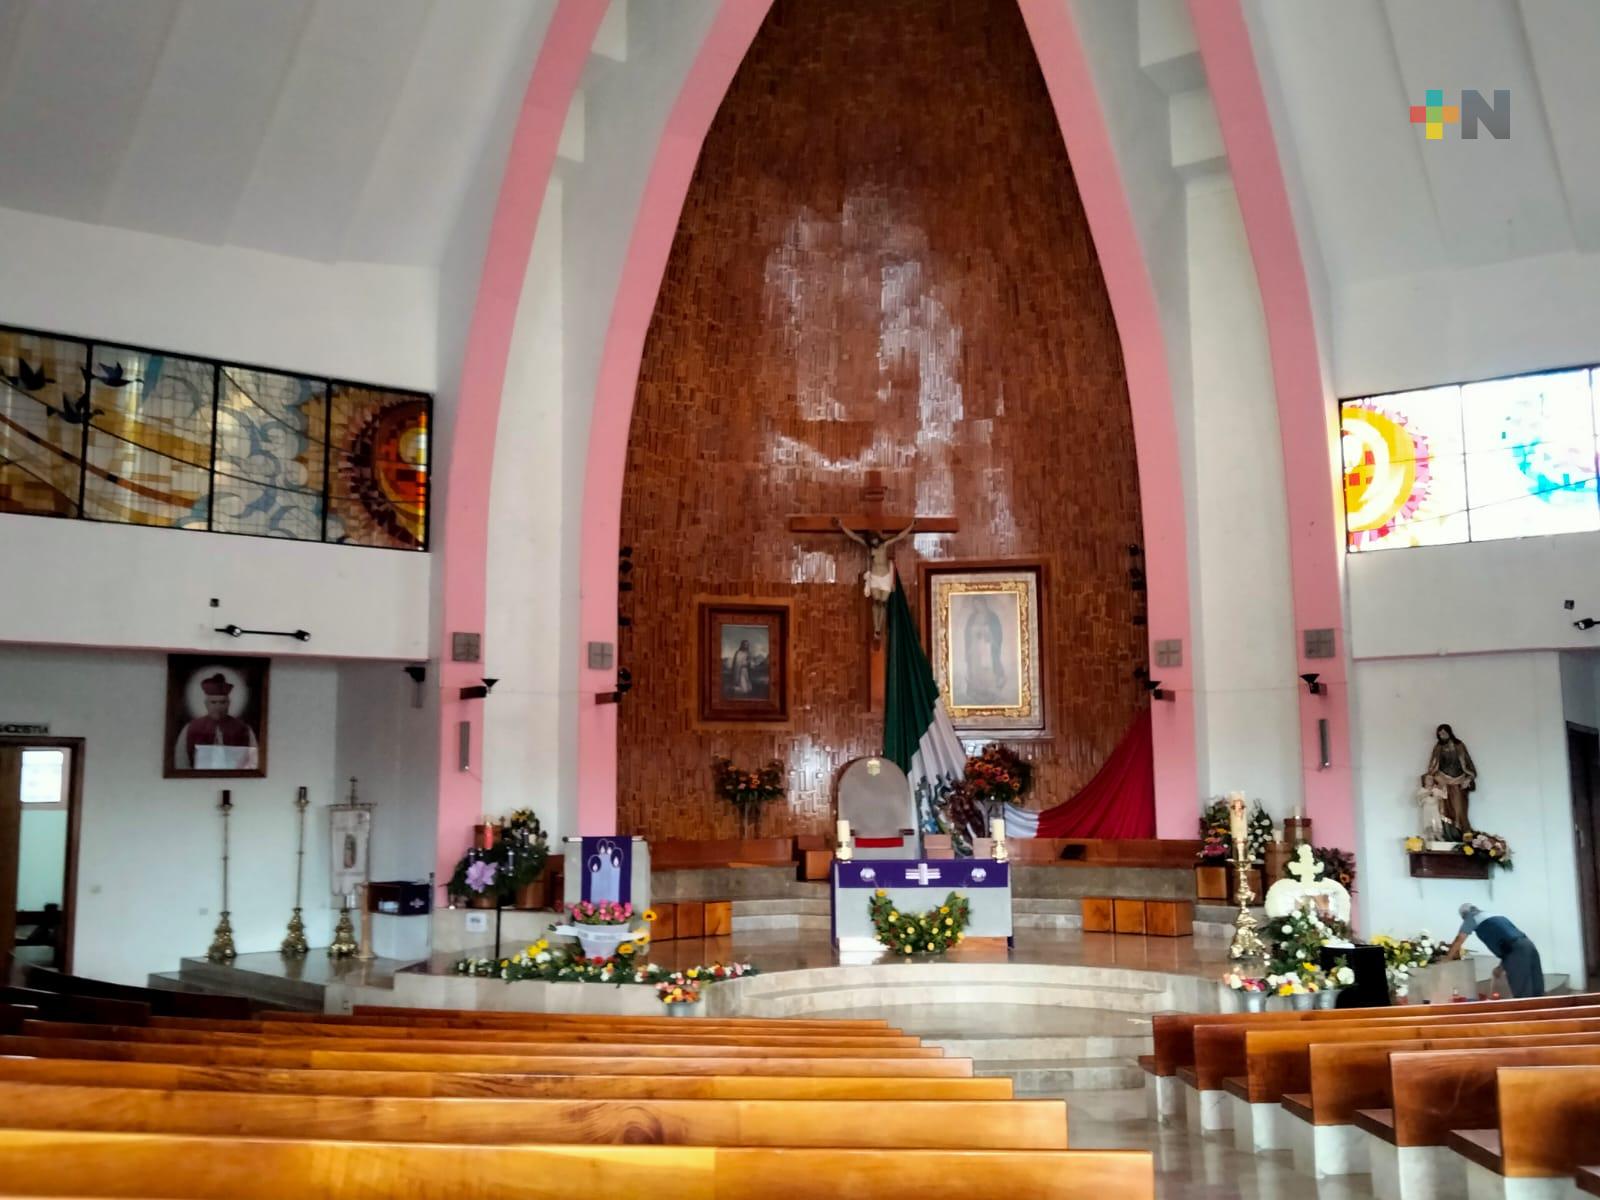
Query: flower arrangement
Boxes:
[
  {"xmin": 1460, "ymin": 829, "xmax": 1512, "ymax": 870},
  {"xmin": 569, "ymin": 900, "xmax": 634, "ymax": 927},
  {"xmin": 656, "ymin": 962, "xmax": 752, "ymax": 1006},
  {"xmin": 446, "ymin": 809, "xmax": 550, "ymax": 905},
  {"xmin": 1310, "ymin": 844, "xmax": 1357, "ymax": 891},
  {"xmin": 868, "ymin": 889, "xmax": 971, "ymax": 956},
  {"xmin": 711, "ymin": 757, "xmax": 786, "ymax": 812},
  {"xmin": 1371, "ymin": 931, "xmax": 1446, "ymax": 998},
  {"xmin": 1197, "ymin": 798, "xmax": 1273, "ymax": 860},
  {"xmin": 1266, "ymin": 972, "xmax": 1312, "ymax": 996},
  {"xmin": 1265, "ymin": 897, "xmax": 1353, "ymax": 979},
  {"xmin": 960, "ymin": 744, "xmax": 1033, "ymax": 806},
  {"xmin": 453, "ymin": 941, "xmax": 756, "ymax": 992},
  {"xmin": 1223, "ymin": 972, "xmax": 1269, "ymax": 993}
]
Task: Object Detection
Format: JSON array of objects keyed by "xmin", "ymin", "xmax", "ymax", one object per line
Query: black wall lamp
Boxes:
[
  {"xmin": 215, "ymin": 624, "xmax": 310, "ymax": 642},
  {"xmin": 1300, "ymin": 672, "xmax": 1325, "ymax": 696},
  {"xmin": 459, "ymin": 678, "xmax": 499, "ymax": 701}
]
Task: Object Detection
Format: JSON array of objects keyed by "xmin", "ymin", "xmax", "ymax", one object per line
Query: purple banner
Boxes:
[
  {"xmin": 580, "ymin": 836, "xmax": 632, "ymax": 906},
  {"xmin": 834, "ymin": 859, "xmax": 1010, "ymax": 890}
]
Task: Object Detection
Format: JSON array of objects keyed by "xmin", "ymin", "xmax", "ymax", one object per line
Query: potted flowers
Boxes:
[
  {"xmin": 553, "ymin": 899, "xmax": 647, "ymax": 960},
  {"xmin": 711, "ymin": 757, "xmax": 786, "ymax": 838},
  {"xmin": 656, "ymin": 962, "xmax": 752, "ymax": 1016},
  {"xmin": 1223, "ymin": 972, "xmax": 1270, "ymax": 1012}
]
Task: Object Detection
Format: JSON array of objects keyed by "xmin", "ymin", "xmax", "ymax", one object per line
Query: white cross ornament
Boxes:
[
  {"xmin": 908, "ymin": 862, "xmax": 942, "ymax": 886},
  {"xmin": 1285, "ymin": 843, "xmax": 1324, "ymax": 884}
]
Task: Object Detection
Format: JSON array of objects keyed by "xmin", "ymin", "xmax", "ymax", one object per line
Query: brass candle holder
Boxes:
[
  {"xmin": 328, "ymin": 905, "xmax": 359, "ymax": 958},
  {"xmin": 207, "ymin": 790, "xmax": 237, "ymax": 963},
  {"xmin": 280, "ymin": 786, "xmax": 310, "ymax": 958},
  {"xmin": 1226, "ymin": 793, "xmax": 1267, "ymax": 970}
]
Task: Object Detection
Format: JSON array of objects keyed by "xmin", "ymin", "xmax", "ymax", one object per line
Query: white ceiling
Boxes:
[
  {"xmin": 0, "ymin": 0, "xmax": 549, "ymax": 266},
  {"xmin": 1255, "ymin": 0, "xmax": 1600, "ymax": 287}
]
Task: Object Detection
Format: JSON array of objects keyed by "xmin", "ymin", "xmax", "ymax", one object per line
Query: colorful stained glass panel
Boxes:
[
  {"xmin": 212, "ymin": 366, "xmax": 327, "ymax": 540},
  {"xmin": 82, "ymin": 346, "xmax": 213, "ymax": 528},
  {"xmin": 326, "ymin": 383, "xmax": 428, "ymax": 549},
  {"xmin": 1341, "ymin": 386, "xmax": 1468, "ymax": 550},
  {"xmin": 1461, "ymin": 369, "xmax": 1598, "ymax": 543},
  {"xmin": 0, "ymin": 329, "xmax": 88, "ymax": 517}
]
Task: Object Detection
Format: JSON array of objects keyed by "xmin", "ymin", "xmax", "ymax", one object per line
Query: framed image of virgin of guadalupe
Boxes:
[
  {"xmin": 163, "ymin": 654, "xmax": 269, "ymax": 778},
  {"xmin": 920, "ymin": 561, "xmax": 1046, "ymax": 737}
]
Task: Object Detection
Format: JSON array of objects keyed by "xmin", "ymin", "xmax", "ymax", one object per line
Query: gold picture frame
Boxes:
[{"xmin": 921, "ymin": 562, "xmax": 1045, "ymax": 736}]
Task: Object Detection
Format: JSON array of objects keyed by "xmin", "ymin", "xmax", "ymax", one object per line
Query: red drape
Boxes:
[{"xmin": 1032, "ymin": 708, "xmax": 1156, "ymax": 838}]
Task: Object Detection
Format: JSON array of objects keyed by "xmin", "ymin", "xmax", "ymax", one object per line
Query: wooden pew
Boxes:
[
  {"xmin": 338, "ymin": 1005, "xmax": 894, "ymax": 1032},
  {"xmin": 0, "ymin": 1034, "xmax": 974, "ymax": 1077},
  {"xmin": 1351, "ymin": 1043, "xmax": 1600, "ymax": 1148},
  {"xmin": 1230, "ymin": 1015, "xmax": 1600, "ymax": 1104},
  {"xmin": 14, "ymin": 1020, "xmax": 941, "ymax": 1060},
  {"xmin": 0, "ymin": 1129, "xmax": 1155, "ymax": 1200},
  {"xmin": 0, "ymin": 1055, "xmax": 1014, "ymax": 1100},
  {"xmin": 1, "ymin": 988, "xmax": 150, "ymax": 1027},
  {"xmin": 143, "ymin": 1016, "xmax": 924, "ymax": 1049},
  {"xmin": 1446, "ymin": 1065, "xmax": 1600, "ymax": 1184},
  {"xmin": 0, "ymin": 1079, "xmax": 1069, "ymax": 1149},
  {"xmin": 1149, "ymin": 991, "xmax": 1600, "ymax": 1077},
  {"xmin": 1197, "ymin": 1008, "xmax": 1600, "ymax": 1095},
  {"xmin": 21, "ymin": 965, "xmax": 253, "ymax": 1021},
  {"xmin": 1310, "ymin": 1035, "xmax": 1600, "ymax": 1130}
]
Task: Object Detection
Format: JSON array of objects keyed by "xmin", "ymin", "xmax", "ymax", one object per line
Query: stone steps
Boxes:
[
  {"xmin": 934, "ymin": 1032, "xmax": 1152, "ymax": 1062},
  {"xmin": 740, "ymin": 977, "xmax": 1168, "ymax": 1017}
]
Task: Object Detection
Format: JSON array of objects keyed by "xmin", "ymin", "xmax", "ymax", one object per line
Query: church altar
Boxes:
[{"xmin": 831, "ymin": 858, "xmax": 1013, "ymax": 951}]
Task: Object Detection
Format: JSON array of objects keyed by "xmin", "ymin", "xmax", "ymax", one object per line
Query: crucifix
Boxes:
[{"xmin": 789, "ymin": 470, "xmax": 958, "ymax": 709}]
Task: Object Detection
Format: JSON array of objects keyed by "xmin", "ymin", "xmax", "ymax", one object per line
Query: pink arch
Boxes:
[
  {"xmin": 573, "ymin": 0, "xmax": 1200, "ymax": 836},
  {"xmin": 433, "ymin": 0, "xmax": 609, "ymax": 883},
  {"xmin": 1018, "ymin": 3, "xmax": 1197, "ymax": 837},
  {"xmin": 1187, "ymin": 0, "xmax": 1354, "ymax": 849}
]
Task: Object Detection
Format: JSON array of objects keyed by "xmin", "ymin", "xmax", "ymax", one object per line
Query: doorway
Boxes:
[
  {"xmin": 1569, "ymin": 723, "xmax": 1600, "ymax": 993},
  {"xmin": 0, "ymin": 737, "xmax": 84, "ymax": 978}
]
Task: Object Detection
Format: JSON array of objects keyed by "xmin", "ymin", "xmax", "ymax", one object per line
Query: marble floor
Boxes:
[{"xmin": 1064, "ymin": 1092, "xmax": 1464, "ymax": 1200}]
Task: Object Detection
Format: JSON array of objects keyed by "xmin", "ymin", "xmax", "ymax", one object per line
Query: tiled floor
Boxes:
[{"xmin": 1064, "ymin": 1092, "xmax": 1407, "ymax": 1200}]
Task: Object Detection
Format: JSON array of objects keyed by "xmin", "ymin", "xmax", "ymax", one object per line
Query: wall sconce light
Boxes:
[
  {"xmin": 458, "ymin": 677, "xmax": 499, "ymax": 701},
  {"xmin": 214, "ymin": 624, "xmax": 310, "ymax": 642},
  {"xmin": 403, "ymin": 664, "xmax": 427, "ymax": 709},
  {"xmin": 1145, "ymin": 679, "xmax": 1174, "ymax": 702},
  {"xmin": 1576, "ymin": 618, "xmax": 1600, "ymax": 631},
  {"xmin": 1300, "ymin": 672, "xmax": 1325, "ymax": 696}
]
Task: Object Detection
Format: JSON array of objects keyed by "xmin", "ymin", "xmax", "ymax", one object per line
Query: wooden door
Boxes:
[
  {"xmin": 1569, "ymin": 724, "xmax": 1600, "ymax": 992},
  {"xmin": 0, "ymin": 747, "xmax": 20, "ymax": 983}
]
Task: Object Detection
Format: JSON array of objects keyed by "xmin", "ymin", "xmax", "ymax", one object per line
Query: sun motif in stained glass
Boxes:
[{"xmin": 1341, "ymin": 402, "xmax": 1432, "ymax": 547}]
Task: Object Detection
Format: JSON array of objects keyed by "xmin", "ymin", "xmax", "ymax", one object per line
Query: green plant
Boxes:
[
  {"xmin": 869, "ymin": 889, "xmax": 971, "ymax": 956},
  {"xmin": 1265, "ymin": 897, "xmax": 1352, "ymax": 979}
]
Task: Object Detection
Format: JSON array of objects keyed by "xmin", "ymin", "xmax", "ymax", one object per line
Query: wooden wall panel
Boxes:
[{"xmin": 618, "ymin": 0, "xmax": 1146, "ymax": 840}]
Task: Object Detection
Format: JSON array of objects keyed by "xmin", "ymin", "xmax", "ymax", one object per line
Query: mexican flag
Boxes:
[{"xmin": 883, "ymin": 577, "xmax": 968, "ymax": 832}]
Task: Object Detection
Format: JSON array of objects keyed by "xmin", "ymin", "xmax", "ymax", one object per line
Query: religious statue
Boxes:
[
  {"xmin": 1415, "ymin": 774, "xmax": 1449, "ymax": 843},
  {"xmin": 1264, "ymin": 844, "xmax": 1353, "ymax": 926},
  {"xmin": 1423, "ymin": 723, "xmax": 1476, "ymax": 836},
  {"xmin": 834, "ymin": 517, "xmax": 915, "ymax": 641}
]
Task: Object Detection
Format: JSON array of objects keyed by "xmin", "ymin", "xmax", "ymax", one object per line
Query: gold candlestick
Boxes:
[
  {"xmin": 207, "ymin": 790, "xmax": 237, "ymax": 963},
  {"xmin": 281, "ymin": 787, "xmax": 310, "ymax": 958},
  {"xmin": 328, "ymin": 904, "xmax": 359, "ymax": 958},
  {"xmin": 1228, "ymin": 828, "xmax": 1268, "ymax": 967}
]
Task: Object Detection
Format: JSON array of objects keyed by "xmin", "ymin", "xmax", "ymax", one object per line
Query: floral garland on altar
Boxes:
[{"xmin": 869, "ymin": 889, "xmax": 970, "ymax": 955}]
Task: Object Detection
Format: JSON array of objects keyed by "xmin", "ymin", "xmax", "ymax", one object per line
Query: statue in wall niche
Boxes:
[
  {"xmin": 1423, "ymin": 724, "xmax": 1477, "ymax": 837},
  {"xmin": 1415, "ymin": 775, "xmax": 1449, "ymax": 843}
]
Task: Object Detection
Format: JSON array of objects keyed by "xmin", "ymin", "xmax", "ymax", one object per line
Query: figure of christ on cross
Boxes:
[{"xmin": 789, "ymin": 470, "xmax": 958, "ymax": 709}]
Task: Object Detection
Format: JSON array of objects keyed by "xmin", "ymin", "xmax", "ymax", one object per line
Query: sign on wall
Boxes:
[{"xmin": 0, "ymin": 722, "xmax": 50, "ymax": 735}]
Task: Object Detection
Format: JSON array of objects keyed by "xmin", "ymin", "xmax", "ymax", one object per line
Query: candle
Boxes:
[
  {"xmin": 990, "ymin": 816, "xmax": 1006, "ymax": 842},
  {"xmin": 836, "ymin": 818, "xmax": 851, "ymax": 847},
  {"xmin": 1227, "ymin": 792, "xmax": 1246, "ymax": 841}
]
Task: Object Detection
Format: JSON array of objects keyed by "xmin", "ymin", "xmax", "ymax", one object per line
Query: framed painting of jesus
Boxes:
[
  {"xmin": 920, "ymin": 561, "xmax": 1046, "ymax": 736},
  {"xmin": 694, "ymin": 597, "xmax": 792, "ymax": 728}
]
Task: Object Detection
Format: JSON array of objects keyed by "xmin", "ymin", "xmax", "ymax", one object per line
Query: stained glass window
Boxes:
[
  {"xmin": 1344, "ymin": 367, "xmax": 1600, "ymax": 551},
  {"xmin": 326, "ymin": 383, "xmax": 429, "ymax": 549},
  {"xmin": 0, "ymin": 329, "xmax": 89, "ymax": 518},
  {"xmin": 82, "ymin": 346, "xmax": 213, "ymax": 528},
  {"xmin": 212, "ymin": 366, "xmax": 328, "ymax": 541}
]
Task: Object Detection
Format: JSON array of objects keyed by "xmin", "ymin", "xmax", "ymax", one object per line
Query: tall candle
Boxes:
[
  {"xmin": 836, "ymin": 818, "xmax": 851, "ymax": 846},
  {"xmin": 1227, "ymin": 792, "xmax": 1246, "ymax": 841}
]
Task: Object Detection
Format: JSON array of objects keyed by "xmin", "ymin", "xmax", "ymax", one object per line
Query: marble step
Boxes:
[
  {"xmin": 740, "ymin": 978, "xmax": 1168, "ymax": 1017},
  {"xmin": 933, "ymin": 1032, "xmax": 1152, "ymax": 1061},
  {"xmin": 977, "ymin": 1057, "xmax": 1147, "ymax": 1094},
  {"xmin": 731, "ymin": 913, "xmax": 831, "ymax": 932},
  {"xmin": 176, "ymin": 957, "xmax": 325, "ymax": 1011},
  {"xmin": 733, "ymin": 960, "xmax": 1183, "ymax": 996},
  {"xmin": 731, "ymin": 898, "xmax": 831, "ymax": 916}
]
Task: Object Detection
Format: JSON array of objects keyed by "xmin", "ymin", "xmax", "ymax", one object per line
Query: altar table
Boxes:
[{"xmin": 831, "ymin": 858, "xmax": 1013, "ymax": 951}]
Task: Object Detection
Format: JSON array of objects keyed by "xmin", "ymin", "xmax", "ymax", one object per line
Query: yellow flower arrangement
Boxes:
[
  {"xmin": 1404, "ymin": 836, "xmax": 1424, "ymax": 853},
  {"xmin": 643, "ymin": 909, "xmax": 658, "ymax": 923},
  {"xmin": 617, "ymin": 942, "xmax": 635, "ymax": 956},
  {"xmin": 868, "ymin": 890, "xmax": 971, "ymax": 956}
]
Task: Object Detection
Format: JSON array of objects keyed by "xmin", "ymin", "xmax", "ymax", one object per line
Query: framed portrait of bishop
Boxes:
[{"xmin": 163, "ymin": 654, "xmax": 269, "ymax": 778}]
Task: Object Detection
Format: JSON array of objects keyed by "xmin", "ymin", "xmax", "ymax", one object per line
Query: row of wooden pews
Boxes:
[
  {"xmin": 0, "ymin": 997, "xmax": 1154, "ymax": 1198},
  {"xmin": 1142, "ymin": 992, "xmax": 1600, "ymax": 1199}
]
